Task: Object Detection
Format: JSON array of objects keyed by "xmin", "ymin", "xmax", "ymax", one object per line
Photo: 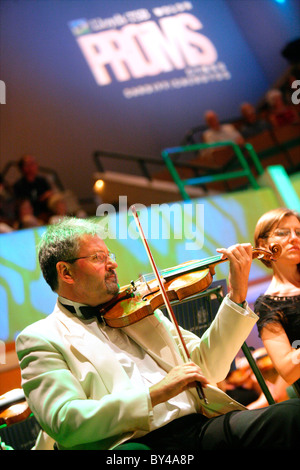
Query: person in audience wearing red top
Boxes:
[{"xmin": 265, "ymin": 89, "xmax": 299, "ymax": 127}]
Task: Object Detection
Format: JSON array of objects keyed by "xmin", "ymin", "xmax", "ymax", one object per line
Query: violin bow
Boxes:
[{"xmin": 131, "ymin": 206, "xmax": 208, "ymax": 404}]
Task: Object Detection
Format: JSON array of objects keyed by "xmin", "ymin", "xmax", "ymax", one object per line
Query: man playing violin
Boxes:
[{"xmin": 16, "ymin": 217, "xmax": 300, "ymax": 450}]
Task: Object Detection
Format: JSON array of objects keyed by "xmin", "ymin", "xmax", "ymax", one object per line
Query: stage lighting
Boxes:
[{"xmin": 93, "ymin": 179, "xmax": 105, "ymax": 193}]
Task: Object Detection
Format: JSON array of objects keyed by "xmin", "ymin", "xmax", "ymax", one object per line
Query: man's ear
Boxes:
[{"xmin": 56, "ymin": 261, "xmax": 74, "ymax": 285}]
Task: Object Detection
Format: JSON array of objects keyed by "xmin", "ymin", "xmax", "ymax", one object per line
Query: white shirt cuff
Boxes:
[{"xmin": 224, "ymin": 294, "xmax": 258, "ymax": 319}]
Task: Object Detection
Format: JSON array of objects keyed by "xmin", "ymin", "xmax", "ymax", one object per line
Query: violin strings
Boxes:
[{"xmin": 137, "ymin": 255, "xmax": 223, "ymax": 284}]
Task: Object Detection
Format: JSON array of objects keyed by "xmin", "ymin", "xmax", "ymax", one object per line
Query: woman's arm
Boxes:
[{"xmin": 261, "ymin": 323, "xmax": 300, "ymax": 384}]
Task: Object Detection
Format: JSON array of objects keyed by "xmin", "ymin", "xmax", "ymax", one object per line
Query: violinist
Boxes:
[
  {"xmin": 254, "ymin": 208, "xmax": 300, "ymax": 395},
  {"xmin": 16, "ymin": 217, "xmax": 300, "ymax": 450}
]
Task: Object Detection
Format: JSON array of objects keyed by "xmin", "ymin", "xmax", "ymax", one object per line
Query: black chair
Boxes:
[{"xmin": 0, "ymin": 389, "xmax": 41, "ymax": 450}]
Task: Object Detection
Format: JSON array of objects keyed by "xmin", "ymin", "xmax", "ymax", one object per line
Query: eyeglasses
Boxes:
[
  {"xmin": 65, "ymin": 251, "xmax": 116, "ymax": 264},
  {"xmin": 271, "ymin": 228, "xmax": 300, "ymax": 239}
]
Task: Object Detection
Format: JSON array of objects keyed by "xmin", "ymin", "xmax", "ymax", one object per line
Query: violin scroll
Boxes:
[
  {"xmin": 269, "ymin": 243, "xmax": 282, "ymax": 259},
  {"xmin": 253, "ymin": 243, "xmax": 282, "ymax": 262}
]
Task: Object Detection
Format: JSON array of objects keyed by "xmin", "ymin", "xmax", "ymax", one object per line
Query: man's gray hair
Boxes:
[{"xmin": 38, "ymin": 217, "xmax": 104, "ymax": 291}]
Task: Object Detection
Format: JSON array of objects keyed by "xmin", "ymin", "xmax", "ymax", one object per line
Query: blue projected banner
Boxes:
[
  {"xmin": 1, "ymin": 0, "xmax": 277, "ymax": 192},
  {"xmin": 67, "ymin": 0, "xmax": 268, "ymax": 103}
]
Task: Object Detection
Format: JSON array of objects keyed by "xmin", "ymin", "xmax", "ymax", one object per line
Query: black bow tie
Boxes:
[
  {"xmin": 60, "ymin": 303, "xmax": 106, "ymax": 322},
  {"xmin": 60, "ymin": 290, "xmax": 134, "ymax": 324}
]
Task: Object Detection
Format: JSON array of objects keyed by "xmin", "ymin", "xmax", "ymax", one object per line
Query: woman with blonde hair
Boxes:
[{"xmin": 254, "ymin": 207, "xmax": 300, "ymax": 396}]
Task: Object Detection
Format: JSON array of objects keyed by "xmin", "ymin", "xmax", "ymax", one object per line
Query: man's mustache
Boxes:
[{"xmin": 105, "ymin": 270, "xmax": 118, "ymax": 282}]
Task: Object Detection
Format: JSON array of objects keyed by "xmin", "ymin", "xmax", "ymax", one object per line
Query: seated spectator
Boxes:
[
  {"xmin": 202, "ymin": 110, "xmax": 245, "ymax": 147},
  {"xmin": 14, "ymin": 198, "xmax": 44, "ymax": 230},
  {"xmin": 13, "ymin": 154, "xmax": 53, "ymax": 222},
  {"xmin": 0, "ymin": 173, "xmax": 15, "ymax": 232},
  {"xmin": 48, "ymin": 191, "xmax": 87, "ymax": 225},
  {"xmin": 265, "ymin": 89, "xmax": 299, "ymax": 127},
  {"xmin": 0, "ymin": 222, "xmax": 14, "ymax": 233},
  {"xmin": 48, "ymin": 192, "xmax": 68, "ymax": 225},
  {"xmin": 239, "ymin": 102, "xmax": 271, "ymax": 139}
]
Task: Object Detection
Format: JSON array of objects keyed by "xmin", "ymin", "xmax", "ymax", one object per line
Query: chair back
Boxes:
[{"xmin": 161, "ymin": 279, "xmax": 227, "ymax": 337}]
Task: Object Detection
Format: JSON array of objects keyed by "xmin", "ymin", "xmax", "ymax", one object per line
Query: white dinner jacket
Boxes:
[{"xmin": 16, "ymin": 296, "xmax": 257, "ymax": 450}]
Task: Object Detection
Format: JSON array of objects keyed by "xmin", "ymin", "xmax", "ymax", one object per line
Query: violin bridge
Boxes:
[{"xmin": 139, "ymin": 275, "xmax": 152, "ymax": 292}]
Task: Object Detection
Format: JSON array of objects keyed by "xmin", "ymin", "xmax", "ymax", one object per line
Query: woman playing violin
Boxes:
[
  {"xmin": 16, "ymin": 217, "xmax": 300, "ymax": 450},
  {"xmin": 254, "ymin": 208, "xmax": 300, "ymax": 392}
]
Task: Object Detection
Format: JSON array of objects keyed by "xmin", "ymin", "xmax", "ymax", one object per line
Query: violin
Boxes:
[
  {"xmin": 226, "ymin": 348, "xmax": 274, "ymax": 387},
  {"xmin": 100, "ymin": 243, "xmax": 282, "ymax": 328},
  {"xmin": 103, "ymin": 207, "xmax": 281, "ymax": 404}
]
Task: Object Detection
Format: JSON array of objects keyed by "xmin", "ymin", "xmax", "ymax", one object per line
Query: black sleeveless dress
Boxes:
[{"xmin": 254, "ymin": 293, "xmax": 300, "ymax": 395}]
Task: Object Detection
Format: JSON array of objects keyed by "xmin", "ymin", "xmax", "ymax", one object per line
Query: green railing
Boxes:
[{"xmin": 161, "ymin": 141, "xmax": 261, "ymax": 201}]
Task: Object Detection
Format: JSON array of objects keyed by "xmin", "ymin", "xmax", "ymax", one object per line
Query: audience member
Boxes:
[
  {"xmin": 48, "ymin": 191, "xmax": 87, "ymax": 225},
  {"xmin": 239, "ymin": 102, "xmax": 271, "ymax": 139},
  {"xmin": 265, "ymin": 89, "xmax": 299, "ymax": 127},
  {"xmin": 0, "ymin": 173, "xmax": 15, "ymax": 232},
  {"xmin": 14, "ymin": 198, "xmax": 43, "ymax": 229},
  {"xmin": 13, "ymin": 155, "xmax": 53, "ymax": 222},
  {"xmin": 47, "ymin": 192, "xmax": 68, "ymax": 225},
  {"xmin": 202, "ymin": 110, "xmax": 245, "ymax": 146}
]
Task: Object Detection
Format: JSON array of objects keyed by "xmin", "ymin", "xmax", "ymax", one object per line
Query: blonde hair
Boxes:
[{"xmin": 254, "ymin": 208, "xmax": 300, "ymax": 267}]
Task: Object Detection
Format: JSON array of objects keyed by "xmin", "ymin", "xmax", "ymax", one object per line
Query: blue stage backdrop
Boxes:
[{"xmin": 65, "ymin": 0, "xmax": 271, "ymax": 116}]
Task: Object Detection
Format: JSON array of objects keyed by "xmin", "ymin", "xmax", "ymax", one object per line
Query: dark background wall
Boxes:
[{"xmin": 0, "ymin": 0, "xmax": 299, "ymax": 208}]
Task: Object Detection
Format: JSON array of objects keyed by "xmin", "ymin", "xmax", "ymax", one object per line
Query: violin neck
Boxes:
[{"xmin": 161, "ymin": 255, "xmax": 225, "ymax": 281}]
